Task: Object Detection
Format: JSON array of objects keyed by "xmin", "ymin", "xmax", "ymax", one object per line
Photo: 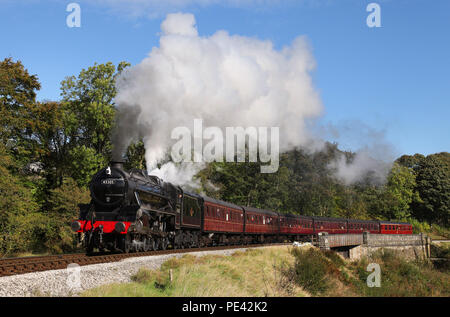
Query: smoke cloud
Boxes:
[
  {"xmin": 113, "ymin": 12, "xmax": 323, "ymax": 184},
  {"xmin": 328, "ymin": 151, "xmax": 392, "ymax": 186},
  {"xmin": 113, "ymin": 12, "xmax": 393, "ymax": 187}
]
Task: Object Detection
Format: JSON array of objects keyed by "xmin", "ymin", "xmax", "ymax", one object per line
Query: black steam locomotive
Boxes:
[{"xmin": 73, "ymin": 161, "xmax": 193, "ymax": 253}]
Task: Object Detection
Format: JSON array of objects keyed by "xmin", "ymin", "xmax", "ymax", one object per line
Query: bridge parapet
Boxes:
[
  {"xmin": 316, "ymin": 233, "xmax": 426, "ymax": 249},
  {"xmin": 363, "ymin": 232, "xmax": 425, "ymax": 247},
  {"xmin": 317, "ymin": 233, "xmax": 363, "ymax": 249}
]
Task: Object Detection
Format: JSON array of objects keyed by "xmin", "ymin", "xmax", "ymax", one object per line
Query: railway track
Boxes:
[{"xmin": 0, "ymin": 243, "xmax": 288, "ymax": 278}]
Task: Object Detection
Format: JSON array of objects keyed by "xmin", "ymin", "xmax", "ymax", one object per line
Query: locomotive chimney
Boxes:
[{"xmin": 110, "ymin": 161, "xmax": 124, "ymax": 170}]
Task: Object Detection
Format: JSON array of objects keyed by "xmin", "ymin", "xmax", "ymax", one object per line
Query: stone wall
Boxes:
[
  {"xmin": 349, "ymin": 245, "xmax": 427, "ymax": 261},
  {"xmin": 364, "ymin": 233, "xmax": 425, "ymax": 247}
]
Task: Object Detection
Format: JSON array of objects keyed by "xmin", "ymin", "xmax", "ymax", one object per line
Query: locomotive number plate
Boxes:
[{"xmin": 101, "ymin": 178, "xmax": 122, "ymax": 185}]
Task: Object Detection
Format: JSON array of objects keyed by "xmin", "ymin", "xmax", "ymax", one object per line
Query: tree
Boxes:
[
  {"xmin": 21, "ymin": 101, "xmax": 74, "ymax": 187},
  {"xmin": 383, "ymin": 163, "xmax": 416, "ymax": 220},
  {"xmin": 414, "ymin": 153, "xmax": 450, "ymax": 225},
  {"xmin": 0, "ymin": 143, "xmax": 39, "ymax": 256},
  {"xmin": 68, "ymin": 145, "xmax": 106, "ymax": 187},
  {"xmin": 124, "ymin": 140, "xmax": 146, "ymax": 170},
  {"xmin": 0, "ymin": 58, "xmax": 41, "ymax": 161},
  {"xmin": 38, "ymin": 177, "xmax": 91, "ymax": 253},
  {"xmin": 396, "ymin": 153, "xmax": 425, "ymax": 170},
  {"xmin": 60, "ymin": 61, "xmax": 130, "ymax": 158}
]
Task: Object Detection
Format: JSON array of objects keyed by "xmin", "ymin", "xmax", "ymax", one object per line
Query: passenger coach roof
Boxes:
[
  {"xmin": 312, "ymin": 216, "xmax": 348, "ymax": 222},
  {"xmin": 243, "ymin": 206, "xmax": 279, "ymax": 217},
  {"xmin": 202, "ymin": 196, "xmax": 243, "ymax": 210},
  {"xmin": 347, "ymin": 219, "xmax": 379, "ymax": 224},
  {"xmin": 280, "ymin": 213, "xmax": 313, "ymax": 220},
  {"xmin": 379, "ymin": 220, "xmax": 411, "ymax": 225}
]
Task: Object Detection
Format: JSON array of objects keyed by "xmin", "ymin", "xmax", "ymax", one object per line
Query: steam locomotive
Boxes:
[{"xmin": 71, "ymin": 162, "xmax": 413, "ymax": 253}]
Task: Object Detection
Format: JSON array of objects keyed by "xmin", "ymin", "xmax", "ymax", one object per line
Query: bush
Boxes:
[
  {"xmin": 351, "ymin": 249, "xmax": 450, "ymax": 296},
  {"xmin": 290, "ymin": 247, "xmax": 330, "ymax": 295},
  {"xmin": 323, "ymin": 249, "xmax": 346, "ymax": 267}
]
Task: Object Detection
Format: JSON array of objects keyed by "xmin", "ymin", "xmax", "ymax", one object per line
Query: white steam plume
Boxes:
[
  {"xmin": 328, "ymin": 151, "xmax": 392, "ymax": 186},
  {"xmin": 322, "ymin": 120, "xmax": 397, "ymax": 185},
  {"xmin": 113, "ymin": 12, "xmax": 323, "ymax": 185}
]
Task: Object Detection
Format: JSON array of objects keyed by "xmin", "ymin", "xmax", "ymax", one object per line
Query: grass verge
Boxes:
[
  {"xmin": 82, "ymin": 245, "xmax": 450, "ymax": 297},
  {"xmin": 82, "ymin": 246, "xmax": 307, "ymax": 297}
]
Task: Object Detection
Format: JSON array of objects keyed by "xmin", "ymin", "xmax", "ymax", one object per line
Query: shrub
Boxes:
[
  {"xmin": 290, "ymin": 247, "xmax": 329, "ymax": 295},
  {"xmin": 323, "ymin": 249, "xmax": 346, "ymax": 267}
]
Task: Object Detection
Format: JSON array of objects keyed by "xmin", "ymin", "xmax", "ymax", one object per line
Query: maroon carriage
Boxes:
[
  {"xmin": 243, "ymin": 207, "xmax": 279, "ymax": 235},
  {"xmin": 279, "ymin": 214, "xmax": 314, "ymax": 235},
  {"xmin": 379, "ymin": 221, "xmax": 413, "ymax": 234},
  {"xmin": 202, "ymin": 196, "xmax": 244, "ymax": 234},
  {"xmin": 347, "ymin": 219, "xmax": 379, "ymax": 234},
  {"xmin": 313, "ymin": 216, "xmax": 347, "ymax": 234}
]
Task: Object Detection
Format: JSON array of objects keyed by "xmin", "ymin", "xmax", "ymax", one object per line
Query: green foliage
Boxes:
[
  {"xmin": 414, "ymin": 153, "xmax": 450, "ymax": 226},
  {"xmin": 0, "ymin": 59, "xmax": 129, "ymax": 256},
  {"xmin": 47, "ymin": 177, "xmax": 90, "ymax": 214},
  {"xmin": 408, "ymin": 218, "xmax": 450, "ymax": 238},
  {"xmin": 124, "ymin": 140, "xmax": 146, "ymax": 170},
  {"xmin": 364, "ymin": 163, "xmax": 416, "ymax": 221},
  {"xmin": 68, "ymin": 146, "xmax": 106, "ymax": 187},
  {"xmin": 397, "ymin": 153, "xmax": 449, "ymax": 225},
  {"xmin": 60, "ymin": 61, "xmax": 130, "ymax": 157},
  {"xmin": 0, "ymin": 143, "xmax": 40, "ymax": 256}
]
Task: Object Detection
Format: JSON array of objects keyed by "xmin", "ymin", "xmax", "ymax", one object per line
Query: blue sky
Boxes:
[{"xmin": 1, "ymin": 0, "xmax": 449, "ymax": 156}]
